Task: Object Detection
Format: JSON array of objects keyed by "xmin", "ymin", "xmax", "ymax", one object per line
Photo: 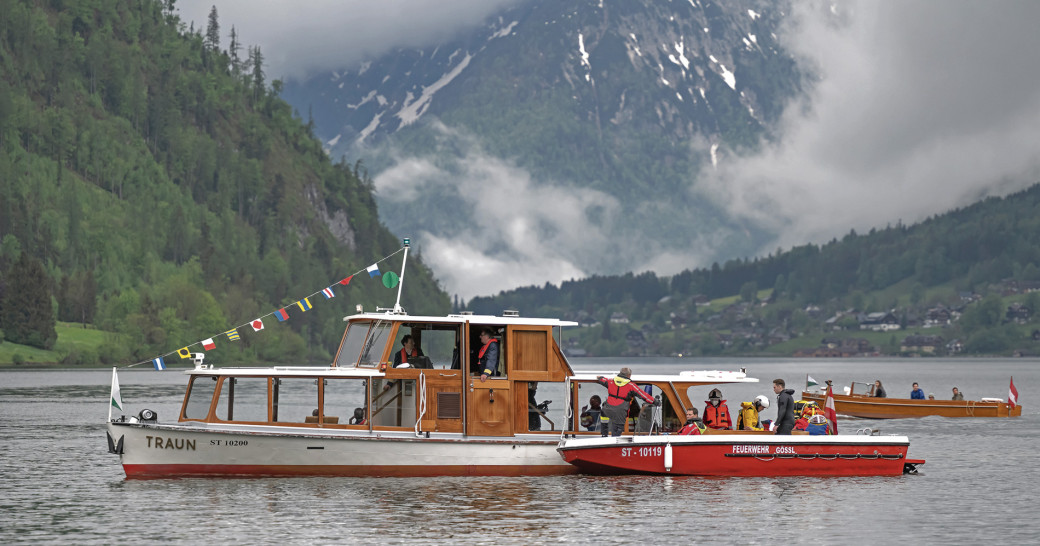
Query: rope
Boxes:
[
  {"xmin": 121, "ymin": 246, "xmax": 407, "ymax": 369},
  {"xmin": 414, "ymin": 371, "xmax": 427, "ymax": 437}
]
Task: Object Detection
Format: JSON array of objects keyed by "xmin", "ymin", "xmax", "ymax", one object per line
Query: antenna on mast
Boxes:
[{"xmin": 393, "ymin": 238, "xmax": 410, "ymax": 314}]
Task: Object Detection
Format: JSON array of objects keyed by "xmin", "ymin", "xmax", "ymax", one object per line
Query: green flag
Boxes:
[
  {"xmin": 382, "ymin": 271, "xmax": 400, "ymax": 288},
  {"xmin": 806, "ymin": 375, "xmax": 819, "ymax": 388}
]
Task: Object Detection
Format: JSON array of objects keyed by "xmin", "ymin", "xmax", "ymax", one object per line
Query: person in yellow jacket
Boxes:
[{"xmin": 736, "ymin": 395, "xmax": 770, "ymax": 431}]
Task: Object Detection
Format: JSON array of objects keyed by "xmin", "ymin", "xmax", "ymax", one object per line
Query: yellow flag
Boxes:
[{"xmin": 178, "ymin": 347, "xmax": 191, "ymax": 359}]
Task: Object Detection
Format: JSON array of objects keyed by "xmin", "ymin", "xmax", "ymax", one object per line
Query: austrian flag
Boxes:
[{"xmin": 1009, "ymin": 377, "xmax": 1018, "ymax": 409}]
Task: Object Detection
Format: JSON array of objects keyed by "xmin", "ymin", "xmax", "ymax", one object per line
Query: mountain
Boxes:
[
  {"xmin": 281, "ymin": 0, "xmax": 803, "ymax": 292},
  {"xmin": 0, "ymin": 0, "xmax": 449, "ymax": 364}
]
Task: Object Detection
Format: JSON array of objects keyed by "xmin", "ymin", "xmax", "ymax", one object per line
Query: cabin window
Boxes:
[
  {"xmin": 524, "ymin": 381, "xmax": 566, "ymax": 432},
  {"xmin": 572, "ymin": 382, "xmax": 606, "ymax": 433},
  {"xmin": 469, "ymin": 325, "xmax": 506, "ymax": 377},
  {"xmin": 214, "ymin": 377, "xmax": 268, "ymax": 423},
  {"xmin": 335, "ymin": 320, "xmax": 392, "ymax": 368},
  {"xmin": 391, "ymin": 322, "xmax": 462, "ymax": 369},
  {"xmin": 369, "ymin": 378, "xmax": 416, "ymax": 427},
  {"xmin": 272, "ymin": 377, "xmax": 319, "ymax": 423},
  {"xmin": 324, "ymin": 378, "xmax": 369, "ymax": 425},
  {"xmin": 184, "ymin": 375, "xmax": 219, "ymax": 420}
]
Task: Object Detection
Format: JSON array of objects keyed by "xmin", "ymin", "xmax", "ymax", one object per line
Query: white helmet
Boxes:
[{"xmin": 755, "ymin": 395, "xmax": 770, "ymax": 409}]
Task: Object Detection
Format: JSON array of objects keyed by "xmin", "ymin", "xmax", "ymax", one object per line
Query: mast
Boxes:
[{"xmin": 393, "ymin": 238, "xmax": 410, "ymax": 314}]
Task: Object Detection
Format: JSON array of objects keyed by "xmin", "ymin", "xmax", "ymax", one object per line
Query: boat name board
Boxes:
[
  {"xmin": 146, "ymin": 435, "xmax": 197, "ymax": 451},
  {"xmin": 732, "ymin": 444, "xmax": 796, "ymax": 455}
]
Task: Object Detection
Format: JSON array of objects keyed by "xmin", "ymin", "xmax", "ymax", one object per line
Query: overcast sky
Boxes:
[{"xmin": 178, "ymin": 1, "xmax": 1040, "ymax": 299}]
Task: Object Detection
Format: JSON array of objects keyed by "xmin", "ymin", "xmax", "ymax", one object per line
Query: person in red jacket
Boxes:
[
  {"xmin": 702, "ymin": 388, "xmax": 733, "ymax": 430},
  {"xmin": 596, "ymin": 367, "xmax": 656, "ymax": 437},
  {"xmin": 678, "ymin": 408, "xmax": 706, "ymax": 435}
]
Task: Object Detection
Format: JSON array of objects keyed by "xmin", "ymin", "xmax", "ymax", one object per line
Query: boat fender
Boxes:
[{"xmin": 664, "ymin": 442, "xmax": 673, "ymax": 472}]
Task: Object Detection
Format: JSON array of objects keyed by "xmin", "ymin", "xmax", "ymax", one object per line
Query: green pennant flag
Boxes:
[{"xmin": 806, "ymin": 375, "xmax": 819, "ymax": 388}]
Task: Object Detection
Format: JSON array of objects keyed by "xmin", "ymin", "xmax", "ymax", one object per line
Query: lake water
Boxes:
[{"xmin": 1, "ymin": 357, "xmax": 1037, "ymax": 544}]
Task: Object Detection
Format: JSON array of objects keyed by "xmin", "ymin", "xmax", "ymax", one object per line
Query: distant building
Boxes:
[{"xmin": 860, "ymin": 312, "xmax": 900, "ymax": 332}]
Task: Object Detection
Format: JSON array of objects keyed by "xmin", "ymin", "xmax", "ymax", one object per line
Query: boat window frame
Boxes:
[
  {"xmin": 181, "ymin": 374, "xmax": 221, "ymax": 421},
  {"xmin": 335, "ymin": 319, "xmax": 393, "ymax": 368}
]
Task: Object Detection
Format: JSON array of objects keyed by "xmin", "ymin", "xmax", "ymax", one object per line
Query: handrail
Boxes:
[
  {"xmin": 371, "ymin": 387, "xmax": 403, "ymax": 420},
  {"xmin": 529, "ymin": 402, "xmax": 555, "ymax": 430}
]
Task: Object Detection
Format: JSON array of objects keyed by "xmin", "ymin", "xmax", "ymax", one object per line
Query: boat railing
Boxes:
[{"xmin": 371, "ymin": 386, "xmax": 403, "ymax": 421}]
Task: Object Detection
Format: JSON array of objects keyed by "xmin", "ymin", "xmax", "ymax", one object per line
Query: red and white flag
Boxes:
[
  {"xmin": 1009, "ymin": 377, "xmax": 1018, "ymax": 410},
  {"xmin": 824, "ymin": 385, "xmax": 839, "ymax": 434},
  {"xmin": 251, "ymin": 319, "xmax": 264, "ymax": 332},
  {"xmin": 202, "ymin": 338, "xmax": 216, "ymax": 351}
]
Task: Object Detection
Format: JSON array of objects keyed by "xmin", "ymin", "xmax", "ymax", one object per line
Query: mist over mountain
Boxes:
[{"xmin": 181, "ymin": 0, "xmax": 1040, "ymax": 300}]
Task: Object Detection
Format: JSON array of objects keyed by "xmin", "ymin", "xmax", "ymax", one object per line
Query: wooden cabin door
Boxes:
[
  {"xmin": 419, "ymin": 370, "xmax": 464, "ymax": 433},
  {"xmin": 467, "ymin": 379, "xmax": 512, "ymax": 436}
]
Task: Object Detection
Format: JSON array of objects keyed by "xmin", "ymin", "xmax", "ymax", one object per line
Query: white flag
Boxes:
[
  {"xmin": 807, "ymin": 375, "xmax": 819, "ymax": 388},
  {"xmin": 110, "ymin": 367, "xmax": 123, "ymax": 413}
]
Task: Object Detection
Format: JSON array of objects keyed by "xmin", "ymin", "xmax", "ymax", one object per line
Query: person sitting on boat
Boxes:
[
  {"xmin": 579, "ymin": 395, "xmax": 603, "ymax": 432},
  {"xmin": 928, "ymin": 393, "xmax": 935, "ymax": 400},
  {"xmin": 703, "ymin": 388, "xmax": 733, "ymax": 430},
  {"xmin": 596, "ymin": 367, "xmax": 656, "ymax": 437},
  {"xmin": 737, "ymin": 395, "xmax": 770, "ymax": 431},
  {"xmin": 773, "ymin": 378, "xmax": 796, "ymax": 435},
  {"xmin": 393, "ymin": 335, "xmax": 424, "ymax": 367},
  {"xmin": 911, "ymin": 382, "xmax": 926, "ymax": 400},
  {"xmin": 873, "ymin": 380, "xmax": 887, "ymax": 398},
  {"xmin": 952, "ymin": 387, "xmax": 964, "ymax": 400},
  {"xmin": 805, "ymin": 414, "xmax": 832, "ymax": 435},
  {"xmin": 348, "ymin": 407, "xmax": 367, "ymax": 425},
  {"xmin": 477, "ymin": 328, "xmax": 500, "ymax": 383},
  {"xmin": 678, "ymin": 408, "xmax": 706, "ymax": 435}
]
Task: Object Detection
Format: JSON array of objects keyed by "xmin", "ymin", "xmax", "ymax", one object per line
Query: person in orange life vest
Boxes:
[
  {"xmin": 477, "ymin": 328, "xmax": 500, "ymax": 382},
  {"xmin": 702, "ymin": 388, "xmax": 732, "ymax": 430},
  {"xmin": 596, "ymin": 367, "xmax": 656, "ymax": 437},
  {"xmin": 678, "ymin": 407, "xmax": 706, "ymax": 435},
  {"xmin": 392, "ymin": 335, "xmax": 424, "ymax": 367}
]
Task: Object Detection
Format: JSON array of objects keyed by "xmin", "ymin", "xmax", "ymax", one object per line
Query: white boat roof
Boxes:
[
  {"xmin": 182, "ymin": 366, "xmax": 382, "ymax": 377},
  {"xmin": 569, "ymin": 370, "xmax": 759, "ymax": 384},
  {"xmin": 342, "ymin": 311, "xmax": 577, "ymax": 327}
]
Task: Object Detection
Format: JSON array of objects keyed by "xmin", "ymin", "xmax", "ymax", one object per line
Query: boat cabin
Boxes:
[{"xmin": 174, "ymin": 312, "xmax": 761, "ymax": 438}]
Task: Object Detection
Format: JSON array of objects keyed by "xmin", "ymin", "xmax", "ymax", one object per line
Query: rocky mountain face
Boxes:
[{"xmin": 281, "ymin": 0, "xmax": 803, "ymax": 292}]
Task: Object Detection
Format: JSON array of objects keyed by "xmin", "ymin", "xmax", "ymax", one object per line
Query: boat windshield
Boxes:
[{"xmin": 335, "ymin": 320, "xmax": 392, "ymax": 368}]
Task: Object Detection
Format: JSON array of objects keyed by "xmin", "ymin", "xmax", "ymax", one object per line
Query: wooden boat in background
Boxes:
[{"xmin": 800, "ymin": 381, "xmax": 1021, "ymax": 419}]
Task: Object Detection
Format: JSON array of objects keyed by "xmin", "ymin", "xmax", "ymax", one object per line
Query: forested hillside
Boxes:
[
  {"xmin": 468, "ymin": 184, "xmax": 1040, "ymax": 356},
  {"xmin": 0, "ymin": 0, "xmax": 449, "ymax": 365}
]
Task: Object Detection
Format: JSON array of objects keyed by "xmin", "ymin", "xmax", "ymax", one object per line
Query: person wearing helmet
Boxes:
[
  {"xmin": 702, "ymin": 388, "xmax": 732, "ymax": 430},
  {"xmin": 737, "ymin": 395, "xmax": 770, "ymax": 431}
]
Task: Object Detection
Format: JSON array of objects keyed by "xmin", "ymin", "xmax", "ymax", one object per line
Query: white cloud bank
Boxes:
[{"xmin": 699, "ymin": 0, "xmax": 1040, "ymax": 252}]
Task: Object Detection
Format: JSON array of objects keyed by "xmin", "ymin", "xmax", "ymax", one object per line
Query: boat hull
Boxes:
[
  {"xmin": 108, "ymin": 421, "xmax": 575, "ymax": 478},
  {"xmin": 557, "ymin": 434, "xmax": 919, "ymax": 477},
  {"xmin": 800, "ymin": 392, "xmax": 1022, "ymax": 419}
]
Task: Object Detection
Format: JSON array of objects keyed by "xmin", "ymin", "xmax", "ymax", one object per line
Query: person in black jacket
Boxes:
[
  {"xmin": 873, "ymin": 380, "xmax": 887, "ymax": 398},
  {"xmin": 772, "ymin": 378, "xmax": 796, "ymax": 435}
]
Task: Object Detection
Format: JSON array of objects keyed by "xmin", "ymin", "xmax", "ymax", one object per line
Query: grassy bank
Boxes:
[{"xmin": 0, "ymin": 322, "xmax": 119, "ymax": 367}]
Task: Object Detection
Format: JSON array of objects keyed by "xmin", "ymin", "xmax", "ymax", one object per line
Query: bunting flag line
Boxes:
[
  {"xmin": 110, "ymin": 368, "xmax": 123, "ymax": 412},
  {"xmin": 132, "ymin": 245, "xmax": 408, "ymax": 371},
  {"xmin": 1009, "ymin": 377, "xmax": 1018, "ymax": 410}
]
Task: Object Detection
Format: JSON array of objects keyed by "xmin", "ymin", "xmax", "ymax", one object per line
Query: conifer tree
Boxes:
[
  {"xmin": 229, "ymin": 25, "xmax": 241, "ymax": 75},
  {"xmin": 205, "ymin": 6, "xmax": 220, "ymax": 50},
  {"xmin": 1, "ymin": 254, "xmax": 57, "ymax": 349}
]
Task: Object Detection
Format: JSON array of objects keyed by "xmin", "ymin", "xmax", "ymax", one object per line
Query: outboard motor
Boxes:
[{"xmin": 138, "ymin": 408, "xmax": 158, "ymax": 422}]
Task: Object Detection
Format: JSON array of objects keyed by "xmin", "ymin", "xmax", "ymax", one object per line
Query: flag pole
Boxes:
[{"xmin": 393, "ymin": 238, "xmax": 410, "ymax": 314}]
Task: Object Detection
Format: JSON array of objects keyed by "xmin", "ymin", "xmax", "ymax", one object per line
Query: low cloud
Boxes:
[
  {"xmin": 699, "ymin": 0, "xmax": 1040, "ymax": 251},
  {"xmin": 176, "ymin": 0, "xmax": 520, "ymax": 81}
]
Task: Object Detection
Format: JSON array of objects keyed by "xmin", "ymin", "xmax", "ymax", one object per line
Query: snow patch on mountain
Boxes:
[{"xmin": 396, "ymin": 53, "xmax": 473, "ymax": 127}]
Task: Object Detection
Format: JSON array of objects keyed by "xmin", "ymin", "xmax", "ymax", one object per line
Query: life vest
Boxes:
[
  {"xmin": 737, "ymin": 401, "xmax": 763, "ymax": 431},
  {"xmin": 606, "ymin": 377, "xmax": 632, "ymax": 405},
  {"xmin": 679, "ymin": 420, "xmax": 706, "ymax": 435},
  {"xmin": 398, "ymin": 348, "xmax": 418, "ymax": 363},
  {"xmin": 478, "ymin": 338, "xmax": 497, "ymax": 359},
  {"xmin": 703, "ymin": 401, "xmax": 732, "ymax": 429}
]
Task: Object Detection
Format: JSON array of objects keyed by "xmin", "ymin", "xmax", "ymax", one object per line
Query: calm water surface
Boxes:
[{"xmin": 1, "ymin": 358, "xmax": 1037, "ymax": 544}]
